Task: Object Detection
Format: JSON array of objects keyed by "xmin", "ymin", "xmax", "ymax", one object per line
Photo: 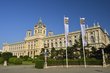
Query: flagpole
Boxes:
[
  {"xmin": 80, "ymin": 18, "xmax": 86, "ymax": 68},
  {"xmin": 66, "ymin": 37, "xmax": 68, "ymax": 68},
  {"xmin": 83, "ymin": 45, "xmax": 86, "ymax": 68},
  {"xmin": 64, "ymin": 16, "xmax": 69, "ymax": 68}
]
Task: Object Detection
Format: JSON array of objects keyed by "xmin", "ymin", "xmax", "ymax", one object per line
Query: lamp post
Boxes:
[
  {"xmin": 44, "ymin": 44, "xmax": 47, "ymax": 68},
  {"xmin": 102, "ymin": 49, "xmax": 106, "ymax": 67}
]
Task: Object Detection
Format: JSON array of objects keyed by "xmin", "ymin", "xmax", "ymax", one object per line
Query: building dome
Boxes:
[{"xmin": 34, "ymin": 18, "xmax": 46, "ymax": 28}]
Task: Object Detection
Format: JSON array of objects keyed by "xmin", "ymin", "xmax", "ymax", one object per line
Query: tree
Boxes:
[
  {"xmin": 0, "ymin": 52, "xmax": 2, "ymax": 57},
  {"xmin": 51, "ymin": 47, "xmax": 57, "ymax": 59},
  {"xmin": 90, "ymin": 47, "xmax": 102, "ymax": 59},
  {"xmin": 95, "ymin": 48, "xmax": 102, "ymax": 59},
  {"xmin": 57, "ymin": 48, "xmax": 65, "ymax": 59},
  {"xmin": 39, "ymin": 48, "xmax": 49, "ymax": 60},
  {"xmin": 104, "ymin": 44, "xmax": 110, "ymax": 59},
  {"xmin": 67, "ymin": 46, "xmax": 74, "ymax": 59},
  {"xmin": 85, "ymin": 49, "xmax": 90, "ymax": 58},
  {"xmin": 104, "ymin": 44, "xmax": 110, "ymax": 54},
  {"xmin": 1, "ymin": 52, "xmax": 12, "ymax": 61},
  {"xmin": 67, "ymin": 44, "xmax": 81, "ymax": 59}
]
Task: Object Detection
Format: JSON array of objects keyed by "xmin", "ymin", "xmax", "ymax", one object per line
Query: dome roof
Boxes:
[{"xmin": 34, "ymin": 18, "xmax": 46, "ymax": 27}]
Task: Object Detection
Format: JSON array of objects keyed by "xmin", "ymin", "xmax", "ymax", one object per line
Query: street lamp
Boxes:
[
  {"xmin": 44, "ymin": 44, "xmax": 47, "ymax": 68},
  {"xmin": 102, "ymin": 48, "xmax": 106, "ymax": 67}
]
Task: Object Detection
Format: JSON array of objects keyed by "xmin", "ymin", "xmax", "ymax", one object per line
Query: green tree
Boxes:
[
  {"xmin": 90, "ymin": 47, "xmax": 102, "ymax": 59},
  {"xmin": 67, "ymin": 46, "xmax": 74, "ymax": 59},
  {"xmin": 67, "ymin": 44, "xmax": 81, "ymax": 59},
  {"xmin": 104, "ymin": 44, "xmax": 110, "ymax": 54},
  {"xmin": 1, "ymin": 52, "xmax": 12, "ymax": 61},
  {"xmin": 39, "ymin": 48, "xmax": 49, "ymax": 60},
  {"xmin": 57, "ymin": 48, "xmax": 65, "ymax": 59},
  {"xmin": 51, "ymin": 47, "xmax": 57, "ymax": 59},
  {"xmin": 85, "ymin": 49, "xmax": 90, "ymax": 58},
  {"xmin": 0, "ymin": 52, "xmax": 2, "ymax": 57},
  {"xmin": 23, "ymin": 55, "xmax": 29, "ymax": 61},
  {"xmin": 104, "ymin": 44, "xmax": 110, "ymax": 62}
]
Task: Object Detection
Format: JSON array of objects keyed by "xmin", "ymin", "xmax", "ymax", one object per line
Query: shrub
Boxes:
[
  {"xmin": 106, "ymin": 59, "xmax": 110, "ymax": 64},
  {"xmin": 23, "ymin": 55, "xmax": 29, "ymax": 61},
  {"xmin": 86, "ymin": 58, "xmax": 102, "ymax": 65},
  {"xmin": 47, "ymin": 59, "xmax": 65, "ymax": 66},
  {"xmin": 35, "ymin": 58, "xmax": 44, "ymax": 69},
  {"xmin": 0, "ymin": 57, "xmax": 4, "ymax": 64},
  {"xmin": 9, "ymin": 57, "xmax": 17, "ymax": 64},
  {"xmin": 68, "ymin": 59, "xmax": 83, "ymax": 65},
  {"xmin": 47, "ymin": 58, "xmax": 102, "ymax": 66},
  {"xmin": 27, "ymin": 57, "xmax": 33, "ymax": 61},
  {"xmin": 14, "ymin": 58, "xmax": 22, "ymax": 65},
  {"xmin": 9, "ymin": 57, "xmax": 22, "ymax": 65}
]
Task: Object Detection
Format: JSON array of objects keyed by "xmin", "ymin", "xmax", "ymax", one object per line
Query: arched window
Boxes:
[
  {"xmin": 69, "ymin": 40, "xmax": 72, "ymax": 46},
  {"xmin": 51, "ymin": 43, "xmax": 53, "ymax": 48},
  {"xmin": 74, "ymin": 39, "xmax": 78, "ymax": 44},
  {"xmin": 91, "ymin": 36, "xmax": 95, "ymax": 43},
  {"xmin": 59, "ymin": 41, "xmax": 62, "ymax": 47},
  {"xmin": 38, "ymin": 29, "xmax": 42, "ymax": 33},
  {"xmin": 47, "ymin": 43, "xmax": 49, "ymax": 47},
  {"xmin": 55, "ymin": 42, "xmax": 57, "ymax": 47}
]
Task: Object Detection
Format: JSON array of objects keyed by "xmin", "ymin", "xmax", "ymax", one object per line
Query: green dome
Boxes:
[{"xmin": 34, "ymin": 18, "xmax": 46, "ymax": 28}]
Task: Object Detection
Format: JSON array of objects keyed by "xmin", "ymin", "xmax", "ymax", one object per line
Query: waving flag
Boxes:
[
  {"xmin": 80, "ymin": 17, "xmax": 87, "ymax": 68},
  {"xmin": 64, "ymin": 16, "xmax": 69, "ymax": 46},
  {"xmin": 80, "ymin": 18, "xmax": 87, "ymax": 46}
]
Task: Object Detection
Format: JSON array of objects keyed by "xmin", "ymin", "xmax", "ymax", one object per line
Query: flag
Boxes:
[
  {"xmin": 80, "ymin": 18, "xmax": 87, "ymax": 68},
  {"xmin": 80, "ymin": 18, "xmax": 87, "ymax": 46},
  {"xmin": 64, "ymin": 16, "xmax": 69, "ymax": 68},
  {"xmin": 64, "ymin": 16, "xmax": 69, "ymax": 47}
]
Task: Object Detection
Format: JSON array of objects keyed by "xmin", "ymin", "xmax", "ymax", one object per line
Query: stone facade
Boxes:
[{"xmin": 2, "ymin": 19, "xmax": 110, "ymax": 58}]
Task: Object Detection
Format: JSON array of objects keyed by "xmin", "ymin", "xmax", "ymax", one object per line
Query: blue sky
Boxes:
[{"xmin": 0, "ymin": 0, "xmax": 110, "ymax": 49}]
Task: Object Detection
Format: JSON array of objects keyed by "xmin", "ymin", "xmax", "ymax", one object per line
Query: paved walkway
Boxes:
[{"xmin": 0, "ymin": 65, "xmax": 110, "ymax": 73}]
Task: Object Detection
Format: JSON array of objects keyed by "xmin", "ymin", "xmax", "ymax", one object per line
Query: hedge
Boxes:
[
  {"xmin": 105, "ymin": 59, "xmax": 110, "ymax": 64},
  {"xmin": 0, "ymin": 57, "xmax": 4, "ymax": 64},
  {"xmin": 47, "ymin": 59, "xmax": 65, "ymax": 66},
  {"xmin": 47, "ymin": 58, "xmax": 102, "ymax": 66},
  {"xmin": 86, "ymin": 58, "xmax": 102, "ymax": 65},
  {"xmin": 35, "ymin": 58, "xmax": 44, "ymax": 69}
]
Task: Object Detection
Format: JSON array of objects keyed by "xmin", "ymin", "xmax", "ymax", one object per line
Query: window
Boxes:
[
  {"xmin": 38, "ymin": 29, "xmax": 42, "ymax": 33},
  {"xmin": 69, "ymin": 40, "xmax": 72, "ymax": 46},
  {"xmin": 59, "ymin": 38, "xmax": 62, "ymax": 40},
  {"xmin": 51, "ymin": 39, "xmax": 53, "ymax": 42},
  {"xmin": 91, "ymin": 32, "xmax": 93, "ymax": 34},
  {"xmin": 74, "ymin": 39, "xmax": 78, "ymax": 44},
  {"xmin": 51, "ymin": 43, "xmax": 53, "ymax": 48},
  {"xmin": 59, "ymin": 41, "xmax": 62, "ymax": 47},
  {"xmin": 55, "ymin": 39, "xmax": 57, "ymax": 42},
  {"xmin": 55, "ymin": 42, "xmax": 57, "ymax": 47},
  {"xmin": 29, "ymin": 33, "xmax": 30, "ymax": 36},
  {"xmin": 91, "ymin": 36, "xmax": 95, "ymax": 43},
  {"xmin": 47, "ymin": 40, "xmax": 49, "ymax": 43},
  {"xmin": 74, "ymin": 36, "xmax": 77, "ymax": 38},
  {"xmin": 47, "ymin": 43, "xmax": 49, "ymax": 47}
]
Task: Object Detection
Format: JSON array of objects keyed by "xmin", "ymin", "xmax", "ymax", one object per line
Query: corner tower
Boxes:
[{"xmin": 34, "ymin": 18, "xmax": 46, "ymax": 37}]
